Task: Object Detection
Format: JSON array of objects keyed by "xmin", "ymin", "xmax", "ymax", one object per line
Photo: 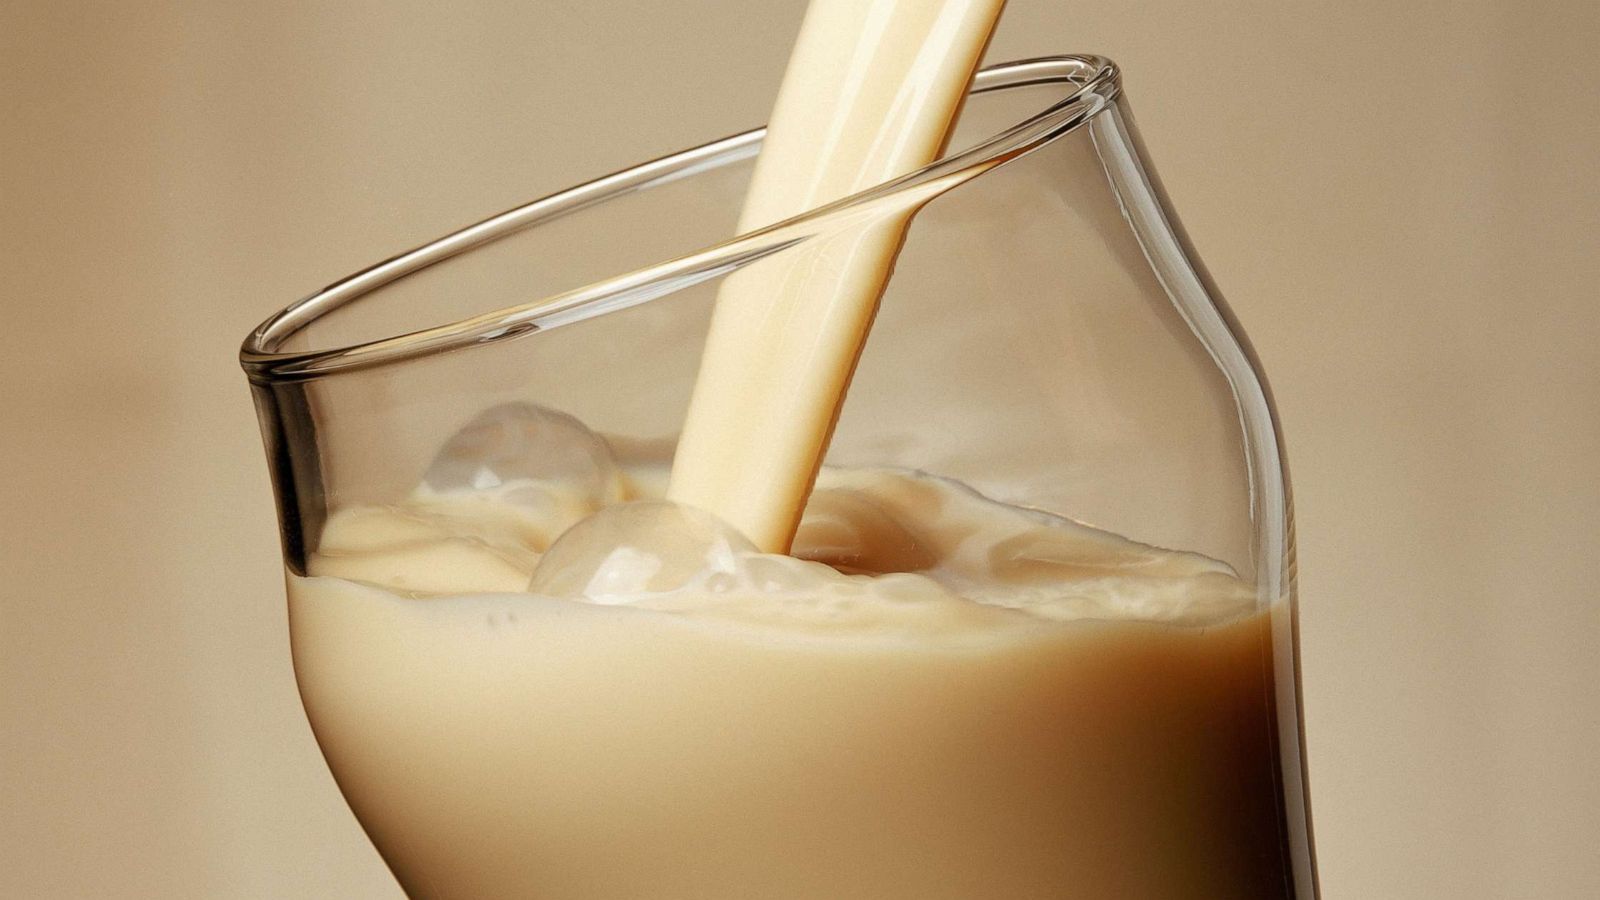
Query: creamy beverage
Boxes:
[
  {"xmin": 670, "ymin": 0, "xmax": 1007, "ymax": 551},
  {"xmin": 290, "ymin": 425, "xmax": 1295, "ymax": 899}
]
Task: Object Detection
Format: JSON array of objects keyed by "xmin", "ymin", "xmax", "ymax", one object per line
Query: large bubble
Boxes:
[
  {"xmin": 527, "ymin": 501, "xmax": 757, "ymax": 601},
  {"xmin": 422, "ymin": 403, "xmax": 625, "ymax": 527}
]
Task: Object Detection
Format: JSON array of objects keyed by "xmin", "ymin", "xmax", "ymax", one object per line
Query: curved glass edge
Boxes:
[
  {"xmin": 1088, "ymin": 103, "xmax": 1319, "ymax": 898},
  {"xmin": 239, "ymin": 56, "xmax": 1120, "ymax": 383}
]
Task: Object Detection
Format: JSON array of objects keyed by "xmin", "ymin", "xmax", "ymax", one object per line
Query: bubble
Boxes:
[
  {"xmin": 528, "ymin": 501, "xmax": 757, "ymax": 601},
  {"xmin": 422, "ymin": 403, "xmax": 624, "ymax": 517}
]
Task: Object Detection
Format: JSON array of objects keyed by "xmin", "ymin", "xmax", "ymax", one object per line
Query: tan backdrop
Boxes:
[{"xmin": 3, "ymin": 1, "xmax": 1596, "ymax": 897}]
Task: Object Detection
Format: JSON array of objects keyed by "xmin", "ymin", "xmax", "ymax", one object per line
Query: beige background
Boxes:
[{"xmin": 4, "ymin": 1, "xmax": 1597, "ymax": 897}]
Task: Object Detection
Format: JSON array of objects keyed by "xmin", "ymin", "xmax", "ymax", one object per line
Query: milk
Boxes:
[
  {"xmin": 669, "ymin": 0, "xmax": 1008, "ymax": 551},
  {"xmin": 289, "ymin": 467, "xmax": 1295, "ymax": 898}
]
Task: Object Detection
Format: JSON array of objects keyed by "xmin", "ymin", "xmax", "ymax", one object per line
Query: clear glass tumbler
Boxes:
[{"xmin": 241, "ymin": 56, "xmax": 1317, "ymax": 899}]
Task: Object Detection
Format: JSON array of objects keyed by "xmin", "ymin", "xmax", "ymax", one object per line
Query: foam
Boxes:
[{"xmin": 313, "ymin": 465, "xmax": 1257, "ymax": 631}]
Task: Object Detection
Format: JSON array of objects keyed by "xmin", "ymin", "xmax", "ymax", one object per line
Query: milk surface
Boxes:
[{"xmin": 290, "ymin": 462, "xmax": 1295, "ymax": 898}]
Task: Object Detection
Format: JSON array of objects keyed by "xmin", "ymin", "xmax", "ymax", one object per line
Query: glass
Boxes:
[{"xmin": 241, "ymin": 56, "xmax": 1317, "ymax": 898}]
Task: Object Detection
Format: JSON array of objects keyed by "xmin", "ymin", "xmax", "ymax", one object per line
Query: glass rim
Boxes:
[{"xmin": 240, "ymin": 55, "xmax": 1121, "ymax": 384}]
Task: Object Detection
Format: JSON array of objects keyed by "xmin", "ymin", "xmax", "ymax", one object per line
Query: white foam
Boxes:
[{"xmin": 315, "ymin": 465, "xmax": 1257, "ymax": 630}]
